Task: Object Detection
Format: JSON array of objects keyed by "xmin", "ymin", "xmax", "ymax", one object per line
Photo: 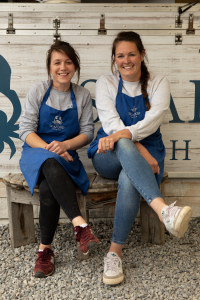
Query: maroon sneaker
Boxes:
[
  {"xmin": 73, "ymin": 225, "xmax": 100, "ymax": 255},
  {"xmin": 34, "ymin": 247, "xmax": 55, "ymax": 278}
]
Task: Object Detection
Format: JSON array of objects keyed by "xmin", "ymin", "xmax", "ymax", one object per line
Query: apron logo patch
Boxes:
[
  {"xmin": 49, "ymin": 116, "xmax": 65, "ymax": 131},
  {"xmin": 128, "ymin": 106, "xmax": 140, "ymax": 118}
]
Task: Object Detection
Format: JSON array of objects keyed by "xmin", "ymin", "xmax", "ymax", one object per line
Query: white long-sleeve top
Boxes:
[{"xmin": 95, "ymin": 71, "xmax": 170, "ymax": 142}]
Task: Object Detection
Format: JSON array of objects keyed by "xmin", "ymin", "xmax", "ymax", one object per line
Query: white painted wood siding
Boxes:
[{"xmin": 0, "ymin": 3, "xmax": 200, "ymax": 222}]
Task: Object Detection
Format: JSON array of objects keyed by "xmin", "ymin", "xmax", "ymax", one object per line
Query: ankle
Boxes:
[
  {"xmin": 108, "ymin": 250, "xmax": 121, "ymax": 258},
  {"xmin": 39, "ymin": 244, "xmax": 52, "ymax": 251},
  {"xmin": 72, "ymin": 216, "xmax": 87, "ymax": 227}
]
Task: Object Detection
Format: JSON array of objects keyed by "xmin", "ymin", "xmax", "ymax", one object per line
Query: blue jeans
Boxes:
[{"xmin": 92, "ymin": 138, "xmax": 163, "ymax": 245}]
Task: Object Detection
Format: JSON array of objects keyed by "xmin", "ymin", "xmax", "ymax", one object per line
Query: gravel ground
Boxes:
[{"xmin": 0, "ymin": 218, "xmax": 200, "ymax": 300}]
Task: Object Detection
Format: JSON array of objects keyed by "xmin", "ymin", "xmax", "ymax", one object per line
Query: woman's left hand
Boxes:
[
  {"xmin": 45, "ymin": 140, "xmax": 68, "ymax": 155},
  {"xmin": 135, "ymin": 142, "xmax": 160, "ymax": 174},
  {"xmin": 97, "ymin": 136, "xmax": 116, "ymax": 154}
]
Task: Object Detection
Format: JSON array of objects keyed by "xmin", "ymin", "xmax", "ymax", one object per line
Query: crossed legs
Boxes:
[{"xmin": 93, "ymin": 138, "xmax": 166, "ymax": 257}]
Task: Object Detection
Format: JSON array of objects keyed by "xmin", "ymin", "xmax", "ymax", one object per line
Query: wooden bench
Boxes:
[{"xmin": 3, "ymin": 172, "xmax": 167, "ymax": 258}]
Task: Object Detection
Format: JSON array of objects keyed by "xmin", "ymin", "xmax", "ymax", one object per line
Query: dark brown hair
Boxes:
[
  {"xmin": 46, "ymin": 40, "xmax": 80, "ymax": 83},
  {"xmin": 111, "ymin": 31, "xmax": 150, "ymax": 110}
]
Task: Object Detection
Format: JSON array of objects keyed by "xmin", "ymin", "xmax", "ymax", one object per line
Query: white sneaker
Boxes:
[
  {"xmin": 161, "ymin": 202, "xmax": 193, "ymax": 238},
  {"xmin": 103, "ymin": 252, "xmax": 124, "ymax": 285}
]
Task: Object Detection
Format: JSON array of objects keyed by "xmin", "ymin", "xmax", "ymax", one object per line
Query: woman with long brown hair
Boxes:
[
  {"xmin": 19, "ymin": 41, "xmax": 100, "ymax": 278},
  {"xmin": 88, "ymin": 31, "xmax": 192, "ymax": 285}
]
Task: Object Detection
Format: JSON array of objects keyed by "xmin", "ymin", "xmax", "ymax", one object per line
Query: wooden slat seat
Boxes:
[{"xmin": 3, "ymin": 172, "xmax": 168, "ymax": 259}]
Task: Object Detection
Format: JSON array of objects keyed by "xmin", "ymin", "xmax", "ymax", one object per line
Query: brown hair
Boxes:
[
  {"xmin": 111, "ymin": 31, "xmax": 150, "ymax": 110},
  {"xmin": 46, "ymin": 40, "xmax": 80, "ymax": 83}
]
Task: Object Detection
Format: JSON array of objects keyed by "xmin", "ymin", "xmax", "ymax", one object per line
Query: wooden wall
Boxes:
[{"xmin": 0, "ymin": 3, "xmax": 200, "ymax": 224}]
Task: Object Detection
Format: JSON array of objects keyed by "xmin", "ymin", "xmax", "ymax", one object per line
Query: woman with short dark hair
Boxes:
[{"xmin": 19, "ymin": 41, "xmax": 100, "ymax": 278}]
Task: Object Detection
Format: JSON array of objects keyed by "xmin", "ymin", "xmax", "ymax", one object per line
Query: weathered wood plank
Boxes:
[
  {"xmin": 1, "ymin": 43, "xmax": 200, "ymax": 100},
  {"xmin": 86, "ymin": 192, "xmax": 117, "ymax": 210},
  {"xmin": 6, "ymin": 185, "xmax": 35, "ymax": 247},
  {"xmin": 0, "ymin": 3, "xmax": 200, "ymax": 14},
  {"xmin": 23, "ymin": 180, "xmax": 39, "ymax": 193},
  {"xmin": 162, "ymin": 179, "xmax": 200, "ymax": 197},
  {"xmin": 164, "ymin": 196, "xmax": 200, "ymax": 218},
  {"xmin": 9, "ymin": 187, "xmax": 40, "ymax": 206},
  {"xmin": 1, "ymin": 11, "xmax": 199, "ymax": 29},
  {"xmin": 9, "ymin": 173, "xmax": 25, "ymax": 189},
  {"xmin": 0, "ymin": 181, "xmax": 6, "ymax": 198},
  {"xmin": 89, "ymin": 206, "xmax": 115, "ymax": 219},
  {"xmin": 2, "ymin": 173, "xmax": 16, "ymax": 187},
  {"xmin": 91, "ymin": 175, "xmax": 118, "ymax": 189},
  {"xmin": 168, "ymin": 172, "xmax": 200, "ymax": 178},
  {"xmin": 140, "ymin": 201, "xmax": 165, "ymax": 245},
  {"xmin": 0, "ymin": 22, "xmax": 198, "ymax": 31},
  {"xmin": 164, "ymin": 151, "xmax": 200, "ymax": 173},
  {"xmin": 0, "ymin": 220, "xmax": 10, "ymax": 226},
  {"xmin": 77, "ymin": 194, "xmax": 89, "ymax": 223},
  {"xmin": 0, "ymin": 198, "xmax": 8, "ymax": 219},
  {"xmin": 1, "ymin": 35, "xmax": 200, "ymax": 47}
]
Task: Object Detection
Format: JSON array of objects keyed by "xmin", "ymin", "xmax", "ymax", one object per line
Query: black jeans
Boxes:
[{"xmin": 39, "ymin": 158, "xmax": 81, "ymax": 245}]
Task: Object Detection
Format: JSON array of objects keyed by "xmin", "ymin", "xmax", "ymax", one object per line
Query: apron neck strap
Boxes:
[
  {"xmin": 43, "ymin": 81, "xmax": 75, "ymax": 103},
  {"xmin": 43, "ymin": 81, "xmax": 52, "ymax": 104},
  {"xmin": 70, "ymin": 82, "xmax": 75, "ymax": 101},
  {"xmin": 117, "ymin": 74, "xmax": 123, "ymax": 94}
]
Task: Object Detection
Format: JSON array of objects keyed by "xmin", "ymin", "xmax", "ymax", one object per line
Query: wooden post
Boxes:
[
  {"xmin": 140, "ymin": 200, "xmax": 165, "ymax": 245},
  {"xmin": 6, "ymin": 186, "xmax": 35, "ymax": 248},
  {"xmin": 76, "ymin": 194, "xmax": 89, "ymax": 260},
  {"xmin": 77, "ymin": 194, "xmax": 89, "ymax": 223}
]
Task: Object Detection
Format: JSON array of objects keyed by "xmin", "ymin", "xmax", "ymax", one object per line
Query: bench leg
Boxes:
[
  {"xmin": 76, "ymin": 194, "xmax": 89, "ymax": 260},
  {"xmin": 140, "ymin": 200, "xmax": 165, "ymax": 245},
  {"xmin": 6, "ymin": 186, "xmax": 35, "ymax": 248},
  {"xmin": 77, "ymin": 194, "xmax": 89, "ymax": 223}
]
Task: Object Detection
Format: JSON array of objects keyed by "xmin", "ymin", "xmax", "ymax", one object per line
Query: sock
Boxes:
[
  {"xmin": 80, "ymin": 223, "xmax": 88, "ymax": 228},
  {"xmin": 161, "ymin": 205, "xmax": 168, "ymax": 220},
  {"xmin": 38, "ymin": 247, "xmax": 53, "ymax": 252}
]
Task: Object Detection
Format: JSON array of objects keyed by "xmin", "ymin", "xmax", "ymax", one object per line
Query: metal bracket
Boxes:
[
  {"xmin": 6, "ymin": 13, "xmax": 15, "ymax": 34},
  {"xmin": 186, "ymin": 14, "xmax": 195, "ymax": 34},
  {"xmin": 98, "ymin": 14, "xmax": 107, "ymax": 35},
  {"xmin": 175, "ymin": 15, "xmax": 182, "ymax": 28},
  {"xmin": 53, "ymin": 16, "xmax": 61, "ymax": 42},
  {"xmin": 175, "ymin": 33, "xmax": 182, "ymax": 45}
]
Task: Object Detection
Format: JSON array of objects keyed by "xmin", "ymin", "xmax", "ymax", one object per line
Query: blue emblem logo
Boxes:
[{"xmin": 0, "ymin": 55, "xmax": 21, "ymax": 159}]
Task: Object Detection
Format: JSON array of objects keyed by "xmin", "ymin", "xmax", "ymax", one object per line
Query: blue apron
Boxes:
[
  {"xmin": 20, "ymin": 82, "xmax": 89, "ymax": 196},
  {"xmin": 87, "ymin": 75, "xmax": 165, "ymax": 186}
]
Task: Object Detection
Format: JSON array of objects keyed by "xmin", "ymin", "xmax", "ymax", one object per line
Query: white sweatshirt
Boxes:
[{"xmin": 95, "ymin": 71, "xmax": 170, "ymax": 142}]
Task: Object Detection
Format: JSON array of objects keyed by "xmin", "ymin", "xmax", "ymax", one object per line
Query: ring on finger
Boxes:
[{"xmin": 106, "ymin": 145, "xmax": 109, "ymax": 147}]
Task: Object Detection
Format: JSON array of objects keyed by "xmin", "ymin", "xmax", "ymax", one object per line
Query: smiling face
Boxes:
[
  {"xmin": 50, "ymin": 50, "xmax": 76, "ymax": 92},
  {"xmin": 115, "ymin": 41, "xmax": 145, "ymax": 82}
]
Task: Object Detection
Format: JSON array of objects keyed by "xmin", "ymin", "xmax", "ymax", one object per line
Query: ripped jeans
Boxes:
[{"xmin": 92, "ymin": 138, "xmax": 163, "ymax": 245}]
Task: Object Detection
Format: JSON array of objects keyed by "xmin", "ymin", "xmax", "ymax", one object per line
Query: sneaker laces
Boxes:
[
  {"xmin": 74, "ymin": 226, "xmax": 91, "ymax": 242},
  {"xmin": 164, "ymin": 201, "xmax": 181, "ymax": 219},
  {"xmin": 104, "ymin": 256, "xmax": 119, "ymax": 272},
  {"xmin": 37, "ymin": 248, "xmax": 53, "ymax": 263}
]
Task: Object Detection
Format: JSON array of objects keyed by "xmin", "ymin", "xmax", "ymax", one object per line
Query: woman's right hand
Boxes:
[
  {"xmin": 60, "ymin": 151, "xmax": 73, "ymax": 162},
  {"xmin": 134, "ymin": 142, "xmax": 160, "ymax": 174}
]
